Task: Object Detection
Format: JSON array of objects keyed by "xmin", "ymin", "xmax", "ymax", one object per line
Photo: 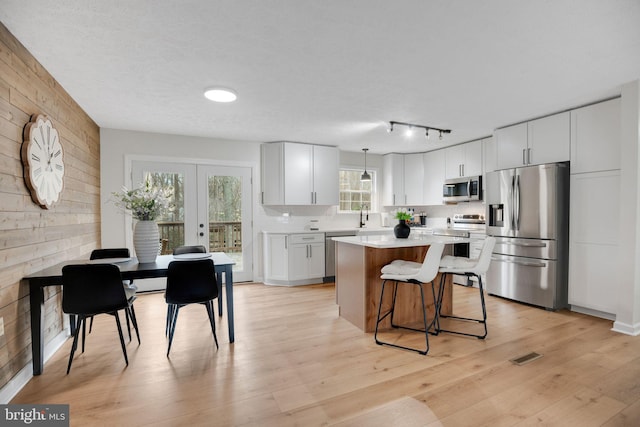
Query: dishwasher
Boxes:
[{"xmin": 324, "ymin": 230, "xmax": 357, "ymax": 282}]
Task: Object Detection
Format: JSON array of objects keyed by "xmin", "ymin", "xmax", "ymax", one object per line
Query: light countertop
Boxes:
[
  {"xmin": 332, "ymin": 234, "xmax": 473, "ymax": 249},
  {"xmin": 261, "ymin": 226, "xmax": 432, "ymax": 235}
]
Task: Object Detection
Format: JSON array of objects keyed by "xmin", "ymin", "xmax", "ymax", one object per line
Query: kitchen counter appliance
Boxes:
[
  {"xmin": 485, "ymin": 162, "xmax": 569, "ymax": 309},
  {"xmin": 325, "ymin": 230, "xmax": 357, "ymax": 281},
  {"xmin": 443, "ymin": 176, "xmax": 482, "ymax": 203}
]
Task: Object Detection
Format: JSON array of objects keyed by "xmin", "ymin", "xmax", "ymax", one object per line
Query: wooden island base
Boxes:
[{"xmin": 335, "ymin": 241, "xmax": 452, "ymax": 333}]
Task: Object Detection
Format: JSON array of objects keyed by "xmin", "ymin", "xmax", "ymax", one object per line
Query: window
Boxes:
[{"xmin": 339, "ymin": 169, "xmax": 375, "ymax": 212}]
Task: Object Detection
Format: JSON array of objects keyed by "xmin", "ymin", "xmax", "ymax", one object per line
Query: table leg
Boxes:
[
  {"xmin": 216, "ymin": 271, "xmax": 223, "ymax": 316},
  {"xmin": 225, "ymin": 266, "xmax": 234, "ymax": 343},
  {"xmin": 29, "ymin": 282, "xmax": 45, "ymax": 375}
]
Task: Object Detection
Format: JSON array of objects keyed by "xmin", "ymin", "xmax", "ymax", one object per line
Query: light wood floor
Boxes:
[{"xmin": 11, "ymin": 283, "xmax": 640, "ymax": 426}]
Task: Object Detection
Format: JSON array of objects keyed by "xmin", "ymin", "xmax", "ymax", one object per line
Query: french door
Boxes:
[{"xmin": 132, "ymin": 161, "xmax": 253, "ymax": 283}]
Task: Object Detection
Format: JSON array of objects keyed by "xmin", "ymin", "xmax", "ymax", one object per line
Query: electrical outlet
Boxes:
[{"xmin": 0, "ymin": 317, "xmax": 4, "ymax": 337}]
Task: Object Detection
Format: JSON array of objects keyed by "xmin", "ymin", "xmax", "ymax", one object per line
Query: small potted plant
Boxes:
[
  {"xmin": 112, "ymin": 178, "xmax": 172, "ymax": 263},
  {"xmin": 394, "ymin": 208, "xmax": 412, "ymax": 238}
]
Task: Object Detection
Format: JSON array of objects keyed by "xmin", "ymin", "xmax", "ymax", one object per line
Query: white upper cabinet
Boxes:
[
  {"xmin": 496, "ymin": 112, "xmax": 570, "ymax": 169},
  {"xmin": 444, "ymin": 140, "xmax": 483, "ymax": 179},
  {"xmin": 383, "ymin": 153, "xmax": 405, "ymax": 206},
  {"xmin": 482, "ymin": 136, "xmax": 497, "ymax": 175},
  {"xmin": 570, "ymin": 98, "xmax": 621, "ymax": 174},
  {"xmin": 260, "ymin": 142, "xmax": 339, "ymax": 205},
  {"xmin": 283, "ymin": 142, "xmax": 313, "ymax": 204},
  {"xmin": 423, "ymin": 150, "xmax": 445, "ymax": 206},
  {"xmin": 383, "ymin": 153, "xmax": 424, "ymax": 206},
  {"xmin": 403, "ymin": 153, "xmax": 424, "ymax": 205},
  {"xmin": 261, "ymin": 143, "xmax": 284, "ymax": 205},
  {"xmin": 311, "ymin": 144, "xmax": 339, "ymax": 205},
  {"xmin": 495, "ymin": 122, "xmax": 528, "ymax": 169},
  {"xmin": 528, "ymin": 111, "xmax": 571, "ymax": 165}
]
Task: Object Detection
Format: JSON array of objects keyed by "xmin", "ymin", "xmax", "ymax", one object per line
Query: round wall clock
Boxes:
[{"xmin": 21, "ymin": 114, "xmax": 65, "ymax": 209}]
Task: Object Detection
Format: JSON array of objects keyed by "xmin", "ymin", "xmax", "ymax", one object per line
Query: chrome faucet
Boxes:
[{"xmin": 359, "ymin": 204, "xmax": 369, "ymax": 228}]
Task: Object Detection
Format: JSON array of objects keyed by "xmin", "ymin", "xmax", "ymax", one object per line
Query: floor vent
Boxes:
[{"xmin": 510, "ymin": 352, "xmax": 543, "ymax": 366}]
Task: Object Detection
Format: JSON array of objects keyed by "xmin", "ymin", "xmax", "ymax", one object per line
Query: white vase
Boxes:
[{"xmin": 133, "ymin": 220, "xmax": 159, "ymax": 263}]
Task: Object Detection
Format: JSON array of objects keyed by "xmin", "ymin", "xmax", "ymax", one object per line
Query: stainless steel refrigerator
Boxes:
[{"xmin": 485, "ymin": 162, "xmax": 569, "ymax": 310}]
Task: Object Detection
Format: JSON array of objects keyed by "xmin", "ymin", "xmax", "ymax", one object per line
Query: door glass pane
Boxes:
[
  {"xmin": 208, "ymin": 175, "xmax": 243, "ymax": 270},
  {"xmin": 144, "ymin": 171, "xmax": 185, "ymax": 254}
]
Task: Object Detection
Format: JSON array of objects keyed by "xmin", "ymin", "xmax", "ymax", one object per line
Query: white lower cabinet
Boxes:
[
  {"xmin": 263, "ymin": 232, "xmax": 325, "ymax": 285},
  {"xmin": 288, "ymin": 234, "xmax": 325, "ymax": 281}
]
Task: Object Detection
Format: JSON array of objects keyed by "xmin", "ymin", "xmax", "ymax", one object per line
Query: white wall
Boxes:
[{"xmin": 99, "ymin": 129, "xmax": 384, "ymax": 281}]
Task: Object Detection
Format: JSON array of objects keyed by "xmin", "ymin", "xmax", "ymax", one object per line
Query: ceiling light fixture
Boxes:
[
  {"xmin": 405, "ymin": 126, "xmax": 414, "ymax": 137},
  {"xmin": 387, "ymin": 121, "xmax": 451, "ymax": 140},
  {"xmin": 361, "ymin": 148, "xmax": 372, "ymax": 182},
  {"xmin": 204, "ymin": 87, "xmax": 237, "ymax": 103}
]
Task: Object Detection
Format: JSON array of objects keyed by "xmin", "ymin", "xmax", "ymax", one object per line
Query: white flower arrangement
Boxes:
[{"xmin": 112, "ymin": 179, "xmax": 173, "ymax": 221}]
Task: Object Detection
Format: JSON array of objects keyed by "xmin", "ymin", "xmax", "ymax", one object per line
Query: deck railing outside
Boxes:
[{"xmin": 158, "ymin": 221, "xmax": 241, "ymax": 254}]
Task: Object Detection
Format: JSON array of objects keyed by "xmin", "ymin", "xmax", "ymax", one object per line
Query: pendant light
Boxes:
[{"xmin": 361, "ymin": 148, "xmax": 372, "ymax": 182}]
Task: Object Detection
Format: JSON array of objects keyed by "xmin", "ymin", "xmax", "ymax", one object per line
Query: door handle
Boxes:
[
  {"xmin": 527, "ymin": 148, "xmax": 532, "ymax": 165},
  {"xmin": 522, "ymin": 149, "xmax": 526, "ymax": 165}
]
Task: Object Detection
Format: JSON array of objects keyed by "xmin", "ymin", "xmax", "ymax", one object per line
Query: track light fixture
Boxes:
[
  {"xmin": 361, "ymin": 148, "xmax": 372, "ymax": 182},
  {"xmin": 387, "ymin": 121, "xmax": 451, "ymax": 140}
]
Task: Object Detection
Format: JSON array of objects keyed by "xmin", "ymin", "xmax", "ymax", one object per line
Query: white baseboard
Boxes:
[
  {"xmin": 570, "ymin": 305, "xmax": 616, "ymax": 321},
  {"xmin": 0, "ymin": 329, "xmax": 70, "ymax": 404},
  {"xmin": 612, "ymin": 320, "xmax": 640, "ymax": 336}
]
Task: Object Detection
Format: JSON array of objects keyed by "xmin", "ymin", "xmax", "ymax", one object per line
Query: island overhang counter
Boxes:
[{"xmin": 332, "ymin": 234, "xmax": 470, "ymax": 333}]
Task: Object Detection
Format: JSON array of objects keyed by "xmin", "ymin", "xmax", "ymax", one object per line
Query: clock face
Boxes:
[{"xmin": 22, "ymin": 115, "xmax": 65, "ymax": 209}]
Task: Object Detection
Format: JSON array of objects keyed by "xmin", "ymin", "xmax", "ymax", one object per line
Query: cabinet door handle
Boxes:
[
  {"xmin": 522, "ymin": 149, "xmax": 526, "ymax": 165},
  {"xmin": 285, "ymin": 236, "xmax": 288, "ymax": 249},
  {"xmin": 527, "ymin": 148, "xmax": 531, "ymax": 165},
  {"xmin": 309, "ymin": 244, "xmax": 312, "ymax": 258},
  {"xmin": 261, "ymin": 191, "xmax": 264, "ymax": 204}
]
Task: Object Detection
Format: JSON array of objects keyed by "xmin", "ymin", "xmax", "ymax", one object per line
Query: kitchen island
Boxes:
[{"xmin": 333, "ymin": 234, "xmax": 469, "ymax": 332}]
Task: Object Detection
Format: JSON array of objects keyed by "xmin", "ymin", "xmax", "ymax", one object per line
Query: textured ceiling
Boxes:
[{"xmin": 1, "ymin": 1, "xmax": 640, "ymax": 154}]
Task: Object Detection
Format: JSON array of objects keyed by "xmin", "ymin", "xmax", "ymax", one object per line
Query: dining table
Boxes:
[{"xmin": 23, "ymin": 252, "xmax": 235, "ymax": 375}]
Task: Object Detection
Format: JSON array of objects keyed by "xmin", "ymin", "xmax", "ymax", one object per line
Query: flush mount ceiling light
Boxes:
[
  {"xmin": 204, "ymin": 87, "xmax": 237, "ymax": 103},
  {"xmin": 388, "ymin": 121, "xmax": 451, "ymax": 140},
  {"xmin": 361, "ymin": 148, "xmax": 372, "ymax": 182}
]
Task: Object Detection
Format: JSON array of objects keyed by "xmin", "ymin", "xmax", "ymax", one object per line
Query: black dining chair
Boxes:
[
  {"xmin": 62, "ymin": 263, "xmax": 138, "ymax": 374},
  {"xmin": 166, "ymin": 245, "xmax": 209, "ymax": 336},
  {"xmin": 88, "ymin": 248, "xmax": 139, "ymax": 343},
  {"xmin": 165, "ymin": 259, "xmax": 219, "ymax": 357}
]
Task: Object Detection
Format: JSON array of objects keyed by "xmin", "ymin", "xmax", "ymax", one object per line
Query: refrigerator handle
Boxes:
[
  {"xmin": 515, "ymin": 174, "xmax": 521, "ymax": 230},
  {"xmin": 491, "ymin": 256, "xmax": 546, "ymax": 268},
  {"xmin": 510, "ymin": 175, "xmax": 516, "ymax": 230}
]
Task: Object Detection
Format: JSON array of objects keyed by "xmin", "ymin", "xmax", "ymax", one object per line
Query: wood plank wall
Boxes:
[{"xmin": 0, "ymin": 23, "xmax": 100, "ymax": 389}]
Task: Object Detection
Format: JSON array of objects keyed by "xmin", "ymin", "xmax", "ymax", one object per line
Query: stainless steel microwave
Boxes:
[{"xmin": 443, "ymin": 176, "xmax": 482, "ymax": 203}]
